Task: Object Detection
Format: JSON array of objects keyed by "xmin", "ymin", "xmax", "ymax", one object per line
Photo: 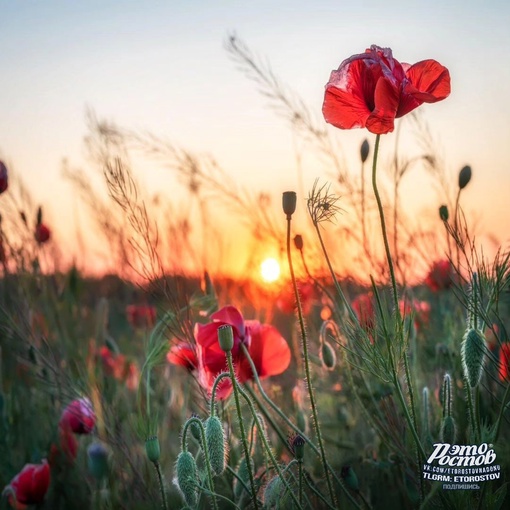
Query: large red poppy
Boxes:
[
  {"xmin": 6, "ymin": 460, "xmax": 50, "ymax": 507},
  {"xmin": 170, "ymin": 306, "xmax": 291, "ymax": 399},
  {"xmin": 323, "ymin": 45, "xmax": 450, "ymax": 134}
]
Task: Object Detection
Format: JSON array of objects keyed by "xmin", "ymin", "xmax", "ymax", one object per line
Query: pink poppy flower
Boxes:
[
  {"xmin": 5, "ymin": 460, "xmax": 50, "ymax": 508},
  {"xmin": 323, "ymin": 45, "xmax": 450, "ymax": 134},
  {"xmin": 59, "ymin": 397, "xmax": 96, "ymax": 435}
]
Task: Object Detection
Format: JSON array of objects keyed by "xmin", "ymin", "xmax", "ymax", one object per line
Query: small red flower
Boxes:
[
  {"xmin": 34, "ymin": 223, "xmax": 51, "ymax": 244},
  {"xmin": 425, "ymin": 259, "xmax": 453, "ymax": 292},
  {"xmin": 126, "ymin": 305, "xmax": 156, "ymax": 329},
  {"xmin": 352, "ymin": 292, "xmax": 375, "ymax": 331},
  {"xmin": 0, "ymin": 160, "xmax": 8, "ymax": 194},
  {"xmin": 192, "ymin": 305, "xmax": 291, "ymax": 399},
  {"xmin": 99, "ymin": 346, "xmax": 139, "ymax": 390},
  {"xmin": 59, "ymin": 397, "xmax": 96, "ymax": 435},
  {"xmin": 323, "ymin": 45, "xmax": 450, "ymax": 134},
  {"xmin": 5, "ymin": 460, "xmax": 50, "ymax": 508},
  {"xmin": 499, "ymin": 343, "xmax": 510, "ymax": 382},
  {"xmin": 167, "ymin": 343, "xmax": 197, "ymax": 371}
]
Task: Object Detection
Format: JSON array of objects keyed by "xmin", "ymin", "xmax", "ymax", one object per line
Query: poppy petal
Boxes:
[
  {"xmin": 366, "ymin": 76, "xmax": 399, "ymax": 134},
  {"xmin": 211, "ymin": 305, "xmax": 246, "ymax": 338}
]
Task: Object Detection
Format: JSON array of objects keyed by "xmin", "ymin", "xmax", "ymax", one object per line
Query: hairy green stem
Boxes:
[
  {"xmin": 153, "ymin": 462, "xmax": 169, "ymax": 510},
  {"xmin": 226, "ymin": 351, "xmax": 260, "ymax": 510},
  {"xmin": 287, "ymin": 215, "xmax": 336, "ymax": 508}
]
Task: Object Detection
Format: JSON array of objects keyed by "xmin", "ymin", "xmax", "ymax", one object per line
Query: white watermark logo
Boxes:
[{"xmin": 422, "ymin": 442, "xmax": 501, "ymax": 490}]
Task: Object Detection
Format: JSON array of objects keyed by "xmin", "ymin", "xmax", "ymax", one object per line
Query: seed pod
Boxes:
[
  {"xmin": 291, "ymin": 434, "xmax": 305, "ymax": 461},
  {"xmin": 440, "ymin": 415, "xmax": 456, "ymax": 444},
  {"xmin": 293, "ymin": 234, "xmax": 304, "ymax": 251},
  {"xmin": 360, "ymin": 139, "xmax": 370, "ymax": 163},
  {"xmin": 145, "ymin": 436, "xmax": 160, "ymax": 463},
  {"xmin": 439, "ymin": 205, "xmax": 449, "ymax": 222},
  {"xmin": 320, "ymin": 341, "xmax": 336, "ymax": 371},
  {"xmin": 217, "ymin": 324, "xmax": 234, "ymax": 352},
  {"xmin": 461, "ymin": 328, "xmax": 486, "ymax": 388},
  {"xmin": 205, "ymin": 416, "xmax": 226, "ymax": 475},
  {"xmin": 176, "ymin": 451, "xmax": 198, "ymax": 507},
  {"xmin": 282, "ymin": 191, "xmax": 297, "ymax": 218},
  {"xmin": 458, "ymin": 165, "xmax": 472, "ymax": 190}
]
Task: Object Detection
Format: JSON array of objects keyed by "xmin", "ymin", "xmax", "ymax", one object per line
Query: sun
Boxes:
[{"xmin": 260, "ymin": 257, "xmax": 281, "ymax": 283}]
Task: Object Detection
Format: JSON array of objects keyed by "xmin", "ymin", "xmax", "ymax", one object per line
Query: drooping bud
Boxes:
[
  {"xmin": 341, "ymin": 465, "xmax": 359, "ymax": 492},
  {"xmin": 293, "ymin": 234, "xmax": 304, "ymax": 251},
  {"xmin": 175, "ymin": 451, "xmax": 198, "ymax": 507},
  {"xmin": 217, "ymin": 324, "xmax": 234, "ymax": 352},
  {"xmin": 87, "ymin": 442, "xmax": 109, "ymax": 480},
  {"xmin": 233, "ymin": 457, "xmax": 254, "ymax": 501},
  {"xmin": 205, "ymin": 416, "xmax": 226, "ymax": 475},
  {"xmin": 461, "ymin": 328, "xmax": 487, "ymax": 388},
  {"xmin": 282, "ymin": 191, "xmax": 297, "ymax": 219},
  {"xmin": 360, "ymin": 139, "xmax": 370, "ymax": 163},
  {"xmin": 440, "ymin": 415, "xmax": 456, "ymax": 444},
  {"xmin": 189, "ymin": 413, "xmax": 202, "ymax": 443},
  {"xmin": 439, "ymin": 205, "xmax": 449, "ymax": 222},
  {"xmin": 458, "ymin": 165, "xmax": 472, "ymax": 190},
  {"xmin": 145, "ymin": 436, "xmax": 161, "ymax": 463},
  {"xmin": 320, "ymin": 341, "xmax": 336, "ymax": 371}
]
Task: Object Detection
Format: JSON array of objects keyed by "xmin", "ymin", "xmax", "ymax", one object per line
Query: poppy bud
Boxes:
[
  {"xmin": 440, "ymin": 415, "xmax": 456, "ymax": 444},
  {"xmin": 439, "ymin": 205, "xmax": 449, "ymax": 222},
  {"xmin": 189, "ymin": 413, "xmax": 202, "ymax": 443},
  {"xmin": 282, "ymin": 191, "xmax": 297, "ymax": 218},
  {"xmin": 205, "ymin": 416, "xmax": 226, "ymax": 475},
  {"xmin": 233, "ymin": 457, "xmax": 254, "ymax": 501},
  {"xmin": 294, "ymin": 234, "xmax": 304, "ymax": 251},
  {"xmin": 217, "ymin": 324, "xmax": 234, "ymax": 352},
  {"xmin": 341, "ymin": 465, "xmax": 359, "ymax": 492},
  {"xmin": 34, "ymin": 223, "xmax": 51, "ymax": 244},
  {"xmin": 87, "ymin": 442, "xmax": 109, "ymax": 480},
  {"xmin": 320, "ymin": 341, "xmax": 337, "ymax": 371},
  {"xmin": 360, "ymin": 139, "xmax": 370, "ymax": 163},
  {"xmin": 0, "ymin": 161, "xmax": 8, "ymax": 194},
  {"xmin": 264, "ymin": 475, "xmax": 283, "ymax": 508},
  {"xmin": 36, "ymin": 206, "xmax": 43, "ymax": 226},
  {"xmin": 291, "ymin": 434, "xmax": 305, "ymax": 461},
  {"xmin": 441, "ymin": 373, "xmax": 453, "ymax": 417},
  {"xmin": 458, "ymin": 165, "xmax": 472, "ymax": 190},
  {"xmin": 176, "ymin": 451, "xmax": 198, "ymax": 507},
  {"xmin": 145, "ymin": 435, "xmax": 161, "ymax": 463},
  {"xmin": 461, "ymin": 328, "xmax": 486, "ymax": 388}
]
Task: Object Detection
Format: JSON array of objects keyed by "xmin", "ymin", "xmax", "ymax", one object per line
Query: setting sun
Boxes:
[{"xmin": 260, "ymin": 257, "xmax": 281, "ymax": 283}]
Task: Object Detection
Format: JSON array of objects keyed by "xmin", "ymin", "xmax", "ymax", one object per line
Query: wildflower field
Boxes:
[{"xmin": 1, "ymin": 38, "xmax": 509, "ymax": 510}]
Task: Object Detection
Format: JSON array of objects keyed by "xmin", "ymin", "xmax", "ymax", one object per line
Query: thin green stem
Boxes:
[
  {"xmin": 298, "ymin": 460, "xmax": 304, "ymax": 507},
  {"xmin": 464, "ymin": 380, "xmax": 477, "ymax": 442},
  {"xmin": 226, "ymin": 351, "xmax": 260, "ymax": 510},
  {"xmin": 493, "ymin": 382, "xmax": 510, "ymax": 442},
  {"xmin": 154, "ymin": 462, "xmax": 169, "ymax": 510},
  {"xmin": 287, "ymin": 215, "xmax": 336, "ymax": 508}
]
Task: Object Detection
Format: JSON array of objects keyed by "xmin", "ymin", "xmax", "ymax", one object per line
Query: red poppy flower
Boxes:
[
  {"xmin": 499, "ymin": 343, "xmax": 510, "ymax": 381},
  {"xmin": 34, "ymin": 223, "xmax": 51, "ymax": 244},
  {"xmin": 59, "ymin": 397, "xmax": 96, "ymax": 435},
  {"xmin": 5, "ymin": 460, "xmax": 50, "ymax": 508},
  {"xmin": 352, "ymin": 292, "xmax": 375, "ymax": 331},
  {"xmin": 0, "ymin": 161, "xmax": 8, "ymax": 194},
  {"xmin": 126, "ymin": 305, "xmax": 156, "ymax": 329},
  {"xmin": 323, "ymin": 45, "xmax": 450, "ymax": 134},
  {"xmin": 194, "ymin": 305, "xmax": 291, "ymax": 399},
  {"xmin": 99, "ymin": 346, "xmax": 139, "ymax": 390},
  {"xmin": 49, "ymin": 423, "xmax": 79, "ymax": 466},
  {"xmin": 425, "ymin": 259, "xmax": 453, "ymax": 292},
  {"xmin": 167, "ymin": 343, "xmax": 197, "ymax": 371}
]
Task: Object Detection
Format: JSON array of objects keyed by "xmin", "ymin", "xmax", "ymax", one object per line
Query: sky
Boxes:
[{"xmin": 0, "ymin": 0, "xmax": 509, "ymax": 277}]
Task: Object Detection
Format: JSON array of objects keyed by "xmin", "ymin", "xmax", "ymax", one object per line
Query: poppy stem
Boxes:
[
  {"xmin": 371, "ymin": 133, "xmax": 425, "ymax": 489},
  {"xmin": 226, "ymin": 351, "xmax": 260, "ymax": 510},
  {"xmin": 286, "ymin": 215, "xmax": 337, "ymax": 508}
]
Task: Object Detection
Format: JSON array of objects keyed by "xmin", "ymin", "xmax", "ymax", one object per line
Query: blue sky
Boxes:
[{"xmin": 1, "ymin": 0, "xmax": 509, "ymax": 270}]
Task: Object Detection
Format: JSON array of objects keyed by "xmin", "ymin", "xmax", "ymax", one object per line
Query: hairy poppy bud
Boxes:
[
  {"xmin": 87, "ymin": 442, "xmax": 109, "ymax": 480},
  {"xmin": 189, "ymin": 413, "xmax": 202, "ymax": 443},
  {"xmin": 145, "ymin": 436, "xmax": 161, "ymax": 463},
  {"xmin": 320, "ymin": 341, "xmax": 336, "ymax": 371},
  {"xmin": 264, "ymin": 475, "xmax": 283, "ymax": 508},
  {"xmin": 441, "ymin": 373, "xmax": 453, "ymax": 417},
  {"xmin": 294, "ymin": 234, "xmax": 304, "ymax": 251},
  {"xmin": 282, "ymin": 191, "xmax": 297, "ymax": 218},
  {"xmin": 176, "ymin": 451, "xmax": 198, "ymax": 507},
  {"xmin": 360, "ymin": 139, "xmax": 370, "ymax": 163},
  {"xmin": 205, "ymin": 416, "xmax": 226, "ymax": 475},
  {"xmin": 461, "ymin": 328, "xmax": 486, "ymax": 388},
  {"xmin": 440, "ymin": 415, "xmax": 456, "ymax": 444},
  {"xmin": 217, "ymin": 324, "xmax": 234, "ymax": 352},
  {"xmin": 439, "ymin": 205, "xmax": 449, "ymax": 222},
  {"xmin": 458, "ymin": 165, "xmax": 472, "ymax": 190}
]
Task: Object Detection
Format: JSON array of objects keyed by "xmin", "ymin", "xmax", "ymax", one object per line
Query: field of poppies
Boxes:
[{"xmin": 1, "ymin": 42, "xmax": 510, "ymax": 510}]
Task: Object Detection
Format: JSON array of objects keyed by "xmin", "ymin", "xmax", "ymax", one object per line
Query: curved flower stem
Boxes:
[
  {"xmin": 371, "ymin": 134, "xmax": 424, "ymax": 481},
  {"xmin": 226, "ymin": 351, "xmax": 260, "ymax": 510},
  {"xmin": 286, "ymin": 216, "xmax": 337, "ymax": 508},
  {"xmin": 210, "ymin": 371, "xmax": 231, "ymax": 416},
  {"xmin": 182, "ymin": 417, "xmax": 219, "ymax": 510}
]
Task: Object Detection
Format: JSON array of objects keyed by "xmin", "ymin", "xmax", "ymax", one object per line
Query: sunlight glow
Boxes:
[{"xmin": 260, "ymin": 257, "xmax": 281, "ymax": 283}]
